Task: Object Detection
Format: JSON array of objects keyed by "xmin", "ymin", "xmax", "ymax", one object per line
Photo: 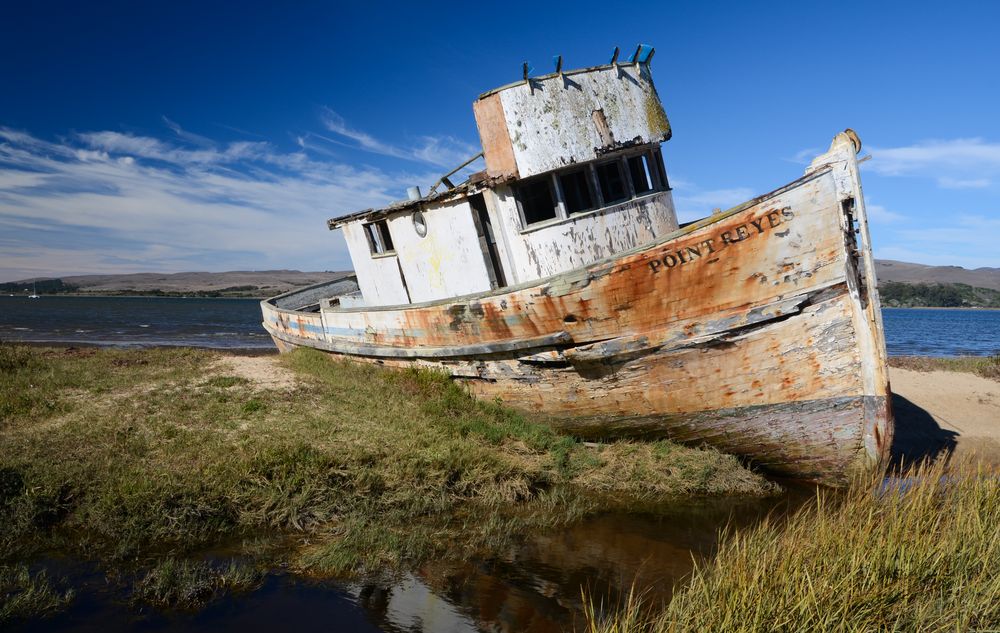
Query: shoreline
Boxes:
[
  {"xmin": 5, "ymin": 339, "xmax": 998, "ymax": 359},
  {"xmin": 883, "ymin": 305, "xmax": 1000, "ymax": 311},
  {"xmin": 7, "ymin": 340, "xmax": 278, "ymax": 355},
  {"xmin": 7, "ymin": 294, "xmax": 999, "ymax": 309},
  {"xmin": 2, "ymin": 293, "xmax": 268, "ymax": 300}
]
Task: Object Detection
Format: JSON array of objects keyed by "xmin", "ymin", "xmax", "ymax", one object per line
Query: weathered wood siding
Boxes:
[
  {"xmin": 341, "ymin": 222, "xmax": 410, "ymax": 306},
  {"xmin": 486, "ymin": 188, "xmax": 678, "ymax": 283},
  {"xmin": 276, "ymin": 168, "xmax": 845, "ymax": 351},
  {"xmin": 386, "ymin": 198, "xmax": 493, "ymax": 303},
  {"xmin": 474, "ymin": 64, "xmax": 671, "ymax": 179},
  {"xmin": 472, "ymin": 92, "xmax": 519, "ymax": 179}
]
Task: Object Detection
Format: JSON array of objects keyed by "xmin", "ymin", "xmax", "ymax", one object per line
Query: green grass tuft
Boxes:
[
  {"xmin": 133, "ymin": 558, "xmax": 263, "ymax": 609},
  {"xmin": 0, "ymin": 564, "xmax": 75, "ymax": 624},
  {"xmin": 587, "ymin": 459, "xmax": 1000, "ymax": 632},
  {"xmin": 889, "ymin": 353, "xmax": 1000, "ymax": 381},
  {"xmin": 0, "ymin": 344, "xmax": 774, "ymax": 582}
]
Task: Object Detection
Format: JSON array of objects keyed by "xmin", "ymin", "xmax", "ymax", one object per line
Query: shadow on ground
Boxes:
[{"xmin": 889, "ymin": 393, "xmax": 958, "ymax": 466}]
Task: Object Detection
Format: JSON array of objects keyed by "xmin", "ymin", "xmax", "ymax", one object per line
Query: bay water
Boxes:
[{"xmin": 2, "ymin": 296, "xmax": 998, "ymax": 356}]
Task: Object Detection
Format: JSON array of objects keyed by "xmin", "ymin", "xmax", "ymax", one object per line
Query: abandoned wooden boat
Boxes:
[{"xmin": 261, "ymin": 48, "xmax": 893, "ymax": 485}]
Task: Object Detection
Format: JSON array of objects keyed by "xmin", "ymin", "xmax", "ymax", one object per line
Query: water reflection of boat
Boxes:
[
  {"xmin": 345, "ymin": 495, "xmax": 813, "ymax": 632},
  {"xmin": 261, "ymin": 47, "xmax": 893, "ymax": 485}
]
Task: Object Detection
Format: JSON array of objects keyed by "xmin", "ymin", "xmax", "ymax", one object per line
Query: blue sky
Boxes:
[{"xmin": 2, "ymin": 0, "xmax": 998, "ymax": 281}]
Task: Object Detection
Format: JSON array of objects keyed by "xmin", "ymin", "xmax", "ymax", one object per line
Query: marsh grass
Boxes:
[
  {"xmin": 0, "ymin": 344, "xmax": 774, "ymax": 616},
  {"xmin": 133, "ymin": 558, "xmax": 263, "ymax": 609},
  {"xmin": 889, "ymin": 353, "xmax": 1000, "ymax": 381},
  {"xmin": 0, "ymin": 564, "xmax": 75, "ymax": 624},
  {"xmin": 586, "ymin": 459, "xmax": 1000, "ymax": 632}
]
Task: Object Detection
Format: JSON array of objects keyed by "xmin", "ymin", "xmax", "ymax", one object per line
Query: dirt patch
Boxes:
[
  {"xmin": 210, "ymin": 355, "xmax": 299, "ymax": 391},
  {"xmin": 890, "ymin": 367, "xmax": 1000, "ymax": 464}
]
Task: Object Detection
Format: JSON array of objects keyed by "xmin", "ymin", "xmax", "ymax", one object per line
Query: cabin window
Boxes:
[
  {"xmin": 515, "ymin": 178, "xmax": 557, "ymax": 225},
  {"xmin": 627, "ymin": 154, "xmax": 654, "ymax": 195},
  {"xmin": 412, "ymin": 211, "xmax": 427, "ymax": 237},
  {"xmin": 652, "ymin": 148, "xmax": 669, "ymax": 190},
  {"xmin": 363, "ymin": 219, "xmax": 395, "ymax": 255},
  {"xmin": 558, "ymin": 169, "xmax": 595, "ymax": 214},
  {"xmin": 516, "ymin": 146, "xmax": 670, "ymax": 231},
  {"xmin": 595, "ymin": 160, "xmax": 628, "ymax": 204}
]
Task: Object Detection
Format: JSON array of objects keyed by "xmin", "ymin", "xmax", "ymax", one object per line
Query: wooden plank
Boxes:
[{"xmin": 472, "ymin": 93, "xmax": 518, "ymax": 179}]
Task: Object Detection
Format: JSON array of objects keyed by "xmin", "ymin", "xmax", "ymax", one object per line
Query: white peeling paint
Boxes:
[
  {"xmin": 341, "ymin": 222, "xmax": 410, "ymax": 306},
  {"xmin": 387, "ymin": 198, "xmax": 492, "ymax": 303},
  {"xmin": 496, "ymin": 65, "xmax": 670, "ymax": 179},
  {"xmin": 488, "ymin": 188, "xmax": 678, "ymax": 282}
]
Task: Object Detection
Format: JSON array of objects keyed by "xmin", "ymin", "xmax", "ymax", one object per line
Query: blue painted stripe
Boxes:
[
  {"xmin": 267, "ymin": 313, "xmax": 429, "ymax": 340},
  {"xmin": 324, "ymin": 325, "xmax": 367, "ymax": 338}
]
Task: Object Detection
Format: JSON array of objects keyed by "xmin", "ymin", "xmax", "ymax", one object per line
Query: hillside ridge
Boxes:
[{"xmin": 3, "ymin": 260, "xmax": 999, "ymax": 296}]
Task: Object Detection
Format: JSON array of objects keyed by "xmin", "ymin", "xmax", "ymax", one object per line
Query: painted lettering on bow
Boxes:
[{"xmin": 648, "ymin": 207, "xmax": 794, "ymax": 274}]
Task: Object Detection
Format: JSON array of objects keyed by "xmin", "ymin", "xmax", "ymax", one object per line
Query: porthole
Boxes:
[{"xmin": 412, "ymin": 211, "xmax": 427, "ymax": 237}]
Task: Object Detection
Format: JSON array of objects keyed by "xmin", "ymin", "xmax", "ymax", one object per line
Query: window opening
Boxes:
[
  {"xmin": 515, "ymin": 178, "xmax": 557, "ymax": 225},
  {"xmin": 470, "ymin": 194, "xmax": 507, "ymax": 289},
  {"xmin": 628, "ymin": 154, "xmax": 654, "ymax": 195},
  {"xmin": 558, "ymin": 169, "xmax": 594, "ymax": 214},
  {"xmin": 412, "ymin": 211, "xmax": 427, "ymax": 237},
  {"xmin": 595, "ymin": 160, "xmax": 628, "ymax": 204},
  {"xmin": 652, "ymin": 149, "xmax": 669, "ymax": 190},
  {"xmin": 363, "ymin": 219, "xmax": 394, "ymax": 255}
]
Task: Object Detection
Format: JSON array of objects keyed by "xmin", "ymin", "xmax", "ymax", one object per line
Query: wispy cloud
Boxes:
[
  {"xmin": 0, "ymin": 125, "xmax": 428, "ymax": 280},
  {"xmin": 786, "ymin": 147, "xmax": 822, "ymax": 165},
  {"xmin": 320, "ymin": 108, "xmax": 411, "ymax": 160},
  {"xmin": 669, "ymin": 177, "xmax": 754, "ymax": 223},
  {"xmin": 162, "ymin": 116, "xmax": 215, "ymax": 148},
  {"xmin": 866, "ymin": 202, "xmax": 905, "ymax": 223},
  {"xmin": 319, "ymin": 108, "xmax": 481, "ymax": 170},
  {"xmin": 866, "ymin": 138, "xmax": 1000, "ymax": 188},
  {"xmin": 937, "ymin": 176, "xmax": 990, "ymax": 189},
  {"xmin": 874, "ymin": 214, "xmax": 1000, "ymax": 269}
]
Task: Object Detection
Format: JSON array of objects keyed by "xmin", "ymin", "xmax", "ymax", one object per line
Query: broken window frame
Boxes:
[
  {"xmin": 363, "ymin": 219, "xmax": 396, "ymax": 256},
  {"xmin": 627, "ymin": 153, "xmax": 655, "ymax": 196},
  {"xmin": 556, "ymin": 167, "xmax": 598, "ymax": 215},
  {"xmin": 651, "ymin": 147, "xmax": 670, "ymax": 191},
  {"xmin": 513, "ymin": 176, "xmax": 559, "ymax": 227},
  {"xmin": 594, "ymin": 159, "xmax": 629, "ymax": 205},
  {"xmin": 515, "ymin": 145, "xmax": 671, "ymax": 230}
]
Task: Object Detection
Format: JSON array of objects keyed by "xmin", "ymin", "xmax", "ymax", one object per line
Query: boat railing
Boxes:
[
  {"xmin": 268, "ymin": 275, "xmax": 359, "ymax": 311},
  {"xmin": 322, "ymin": 290, "xmax": 365, "ymax": 310}
]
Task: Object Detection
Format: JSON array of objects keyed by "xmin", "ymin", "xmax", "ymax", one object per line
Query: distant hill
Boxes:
[
  {"xmin": 878, "ymin": 281, "xmax": 1000, "ymax": 308},
  {"xmin": 875, "ymin": 260, "xmax": 1000, "ymax": 291},
  {"xmin": 4, "ymin": 259, "xmax": 999, "ymax": 303},
  {"xmin": 873, "ymin": 260, "xmax": 1000, "ymax": 307},
  {"xmin": 1, "ymin": 270, "xmax": 353, "ymax": 298}
]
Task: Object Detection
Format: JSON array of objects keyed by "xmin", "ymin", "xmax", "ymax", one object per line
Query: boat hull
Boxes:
[{"xmin": 262, "ymin": 137, "xmax": 893, "ymax": 485}]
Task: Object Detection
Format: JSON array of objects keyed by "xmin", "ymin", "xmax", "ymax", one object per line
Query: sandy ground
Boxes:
[
  {"xmin": 212, "ymin": 354, "xmax": 299, "ymax": 391},
  {"xmin": 890, "ymin": 367, "xmax": 1000, "ymax": 464}
]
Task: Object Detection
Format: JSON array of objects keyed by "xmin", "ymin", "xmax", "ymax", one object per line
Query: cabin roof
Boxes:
[
  {"xmin": 328, "ymin": 55, "xmax": 657, "ymax": 230},
  {"xmin": 327, "ymin": 179, "xmax": 481, "ymax": 230},
  {"xmin": 475, "ymin": 60, "xmax": 643, "ymax": 100}
]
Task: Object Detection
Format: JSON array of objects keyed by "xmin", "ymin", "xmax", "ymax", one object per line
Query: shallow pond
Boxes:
[{"xmin": 12, "ymin": 489, "xmax": 814, "ymax": 632}]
